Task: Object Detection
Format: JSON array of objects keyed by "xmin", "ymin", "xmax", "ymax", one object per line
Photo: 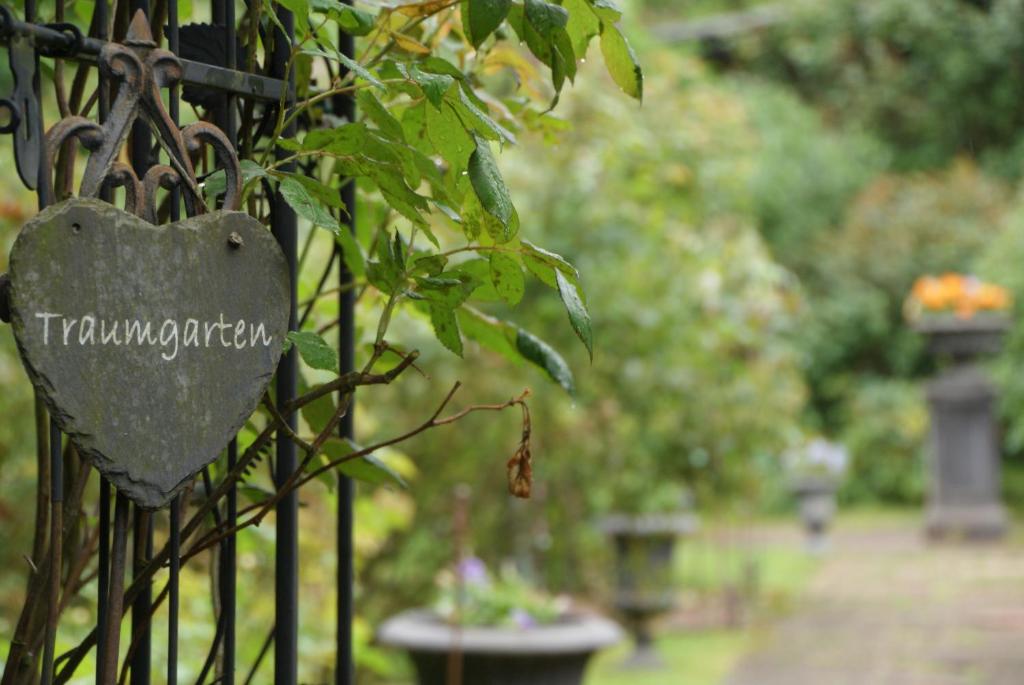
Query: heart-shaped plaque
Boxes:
[{"xmin": 6, "ymin": 198, "xmax": 290, "ymax": 509}]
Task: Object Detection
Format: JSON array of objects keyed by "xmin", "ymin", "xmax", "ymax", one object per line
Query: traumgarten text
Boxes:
[{"xmin": 33, "ymin": 312, "xmax": 275, "ymax": 362}]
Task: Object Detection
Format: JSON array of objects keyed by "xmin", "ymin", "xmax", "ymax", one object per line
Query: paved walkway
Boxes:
[{"xmin": 725, "ymin": 521, "xmax": 1024, "ymax": 685}]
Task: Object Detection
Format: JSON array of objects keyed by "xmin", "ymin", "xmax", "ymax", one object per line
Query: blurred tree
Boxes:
[
  {"xmin": 365, "ymin": 52, "xmax": 809, "ymax": 599},
  {"xmin": 799, "ymin": 161, "xmax": 1009, "ymax": 426},
  {"xmin": 740, "ymin": 0, "xmax": 1024, "ymax": 175}
]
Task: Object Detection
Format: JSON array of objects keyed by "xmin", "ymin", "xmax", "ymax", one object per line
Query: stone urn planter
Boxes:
[
  {"xmin": 377, "ymin": 609, "xmax": 622, "ymax": 685},
  {"xmin": 601, "ymin": 512, "xmax": 698, "ymax": 668},
  {"xmin": 790, "ymin": 478, "xmax": 837, "ymax": 554},
  {"xmin": 916, "ymin": 315, "xmax": 1009, "ymax": 540}
]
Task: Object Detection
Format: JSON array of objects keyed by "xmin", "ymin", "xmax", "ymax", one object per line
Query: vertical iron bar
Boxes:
[
  {"xmin": 128, "ymin": 4, "xmax": 153, "ymax": 683},
  {"xmin": 130, "ymin": 510, "xmax": 153, "ymax": 685},
  {"xmin": 96, "ymin": 1, "xmax": 111, "ymax": 675},
  {"xmin": 223, "ymin": 439, "xmax": 238, "ymax": 685},
  {"xmin": 40, "ymin": 421, "xmax": 61, "ymax": 685},
  {"xmin": 168, "ymin": 497, "xmax": 180, "ymax": 685},
  {"xmin": 215, "ymin": 3, "xmax": 239, "ymax": 681},
  {"xmin": 97, "ymin": 479, "xmax": 110, "ymax": 685},
  {"xmin": 167, "ymin": 2, "xmax": 181, "ymax": 683},
  {"xmin": 100, "ymin": 494, "xmax": 131, "ymax": 685},
  {"xmin": 28, "ymin": 0, "xmax": 62, "ymax": 680},
  {"xmin": 335, "ymin": 10, "xmax": 357, "ymax": 681},
  {"xmin": 271, "ymin": 6, "xmax": 299, "ymax": 685}
]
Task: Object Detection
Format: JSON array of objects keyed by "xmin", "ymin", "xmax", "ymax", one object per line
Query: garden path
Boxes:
[{"xmin": 724, "ymin": 519, "xmax": 1024, "ymax": 685}]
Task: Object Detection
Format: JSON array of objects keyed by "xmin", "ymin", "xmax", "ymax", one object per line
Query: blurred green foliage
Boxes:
[
  {"xmin": 975, "ymin": 191, "xmax": 1024, "ymax": 456},
  {"xmin": 743, "ymin": 0, "xmax": 1024, "ymax": 175},
  {"xmin": 4, "ymin": 1, "xmax": 1024, "ymax": 681},
  {"xmin": 837, "ymin": 378, "xmax": 927, "ymax": 504}
]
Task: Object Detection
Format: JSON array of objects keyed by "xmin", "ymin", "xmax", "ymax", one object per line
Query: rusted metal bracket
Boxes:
[
  {"xmin": 0, "ymin": 7, "xmax": 42, "ymax": 189},
  {"xmin": 43, "ymin": 10, "xmax": 242, "ymax": 219},
  {"xmin": 0, "ymin": 7, "xmax": 287, "ymax": 102}
]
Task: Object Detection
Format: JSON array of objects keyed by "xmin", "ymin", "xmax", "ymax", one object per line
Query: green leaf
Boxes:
[
  {"xmin": 301, "ymin": 388, "xmax": 337, "ymax": 433},
  {"xmin": 302, "ymin": 122, "xmax": 367, "ymax": 154},
  {"xmin": 451, "ymin": 258, "xmax": 501, "ymax": 301},
  {"xmin": 411, "ymin": 253, "xmax": 448, "ymax": 276},
  {"xmin": 278, "ymin": 176, "xmax": 342, "ymax": 231},
  {"xmin": 415, "ymin": 273, "xmax": 477, "ymax": 307},
  {"xmin": 453, "ymin": 88, "xmax": 517, "ymax": 145},
  {"xmin": 489, "ymin": 252, "xmax": 525, "ymax": 305},
  {"xmin": 321, "ymin": 437, "xmax": 408, "ymax": 488},
  {"xmin": 426, "ymin": 102, "xmax": 475, "ymax": 173},
  {"xmin": 461, "ymin": 0, "xmax": 511, "ymax": 48},
  {"xmin": 275, "ymin": 0, "xmax": 310, "ymax": 18},
  {"xmin": 340, "ymin": 453, "xmax": 408, "ymax": 488},
  {"xmin": 409, "ymin": 65, "xmax": 455, "ymax": 108},
  {"xmin": 457, "ymin": 306, "xmax": 519, "ymax": 359},
  {"xmin": 239, "ymin": 484, "xmax": 275, "ymax": 505},
  {"xmin": 462, "ymin": 191, "xmax": 513, "ymax": 243},
  {"xmin": 418, "ymin": 56, "xmax": 468, "ymax": 80},
  {"xmin": 286, "ymin": 172, "xmax": 347, "ymax": 210},
  {"xmin": 468, "ymin": 136, "xmax": 518, "ymax": 241},
  {"xmin": 301, "ymin": 47, "xmax": 385, "ymax": 89},
  {"xmin": 335, "ymin": 226, "xmax": 365, "ymax": 278},
  {"xmin": 516, "ymin": 328, "xmax": 575, "ymax": 394},
  {"xmin": 600, "ymin": 23, "xmax": 642, "ymax": 100},
  {"xmin": 563, "ymin": 0, "xmax": 601, "ymax": 56},
  {"xmin": 429, "ymin": 304, "xmax": 463, "ymax": 356},
  {"xmin": 203, "ymin": 159, "xmax": 268, "ymax": 199},
  {"xmin": 366, "ymin": 262, "xmax": 403, "ymax": 293},
  {"xmin": 520, "ymin": 240, "xmax": 579, "ymax": 289},
  {"xmin": 588, "ymin": 0, "xmax": 622, "ymax": 22},
  {"xmin": 522, "ymin": 0, "xmax": 573, "ymax": 95},
  {"xmin": 524, "ymin": 0, "xmax": 569, "ymax": 37},
  {"xmin": 357, "ymin": 90, "xmax": 405, "ymax": 141},
  {"xmin": 318, "ymin": 1, "xmax": 377, "ymax": 35},
  {"xmin": 287, "ymin": 330, "xmax": 339, "ymax": 372},
  {"xmin": 556, "ymin": 269, "xmax": 593, "ymax": 359}
]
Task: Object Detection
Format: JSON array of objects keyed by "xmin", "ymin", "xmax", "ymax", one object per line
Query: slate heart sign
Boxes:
[{"xmin": 6, "ymin": 198, "xmax": 290, "ymax": 509}]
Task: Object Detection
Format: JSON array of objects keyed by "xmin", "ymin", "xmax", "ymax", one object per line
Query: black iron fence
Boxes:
[{"xmin": 0, "ymin": 1, "xmax": 356, "ymax": 683}]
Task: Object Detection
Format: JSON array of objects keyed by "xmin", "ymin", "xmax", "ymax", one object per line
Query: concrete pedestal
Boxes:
[{"xmin": 925, "ymin": 365, "xmax": 1007, "ymax": 540}]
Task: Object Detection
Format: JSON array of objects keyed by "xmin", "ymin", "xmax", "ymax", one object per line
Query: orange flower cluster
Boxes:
[{"xmin": 907, "ymin": 273, "xmax": 1011, "ymax": 320}]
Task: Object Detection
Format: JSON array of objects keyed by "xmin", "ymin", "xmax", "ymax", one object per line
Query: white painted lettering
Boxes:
[
  {"xmin": 250, "ymin": 322, "xmax": 273, "ymax": 347},
  {"xmin": 234, "ymin": 319, "xmax": 246, "ymax": 349},
  {"xmin": 183, "ymin": 319, "xmax": 199, "ymax": 347},
  {"xmin": 101, "ymin": 319, "xmax": 121, "ymax": 345},
  {"xmin": 204, "ymin": 321, "xmax": 218, "ymax": 347},
  {"xmin": 78, "ymin": 315, "xmax": 96, "ymax": 345},
  {"xmin": 159, "ymin": 319, "xmax": 180, "ymax": 361},
  {"xmin": 35, "ymin": 312, "xmax": 60, "ymax": 344},
  {"xmin": 218, "ymin": 313, "xmax": 232, "ymax": 348},
  {"xmin": 125, "ymin": 319, "xmax": 157, "ymax": 345},
  {"xmin": 62, "ymin": 318, "xmax": 78, "ymax": 345},
  {"xmin": 31, "ymin": 312, "xmax": 275, "ymax": 355}
]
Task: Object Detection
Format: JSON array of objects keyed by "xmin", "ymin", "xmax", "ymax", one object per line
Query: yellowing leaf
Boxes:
[
  {"xmin": 391, "ymin": 31, "xmax": 432, "ymax": 54},
  {"xmin": 397, "ymin": 0, "xmax": 452, "ymax": 16}
]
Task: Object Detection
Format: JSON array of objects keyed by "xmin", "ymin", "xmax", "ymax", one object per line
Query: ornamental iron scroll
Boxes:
[{"xmin": 43, "ymin": 9, "xmax": 242, "ymax": 220}]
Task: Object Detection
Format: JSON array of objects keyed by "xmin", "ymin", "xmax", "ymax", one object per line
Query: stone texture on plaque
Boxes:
[{"xmin": 7, "ymin": 199, "xmax": 289, "ymax": 509}]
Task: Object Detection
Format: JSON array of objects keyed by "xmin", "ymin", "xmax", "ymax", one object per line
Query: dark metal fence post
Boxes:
[
  {"xmin": 127, "ymin": 5, "xmax": 153, "ymax": 684},
  {"xmin": 167, "ymin": 3, "xmax": 181, "ymax": 683},
  {"xmin": 94, "ymin": 0, "xmax": 111, "ymax": 679},
  {"xmin": 213, "ymin": 1, "xmax": 239, "ymax": 680},
  {"xmin": 335, "ymin": 9, "xmax": 357, "ymax": 680},
  {"xmin": 271, "ymin": 6, "xmax": 299, "ymax": 685}
]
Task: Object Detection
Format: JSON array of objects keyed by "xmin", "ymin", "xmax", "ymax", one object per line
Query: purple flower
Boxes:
[
  {"xmin": 457, "ymin": 556, "xmax": 489, "ymax": 586},
  {"xmin": 510, "ymin": 608, "xmax": 537, "ymax": 629}
]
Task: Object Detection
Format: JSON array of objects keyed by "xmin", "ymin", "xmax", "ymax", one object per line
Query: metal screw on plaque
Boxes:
[{"xmin": 228, "ymin": 231, "xmax": 244, "ymax": 249}]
